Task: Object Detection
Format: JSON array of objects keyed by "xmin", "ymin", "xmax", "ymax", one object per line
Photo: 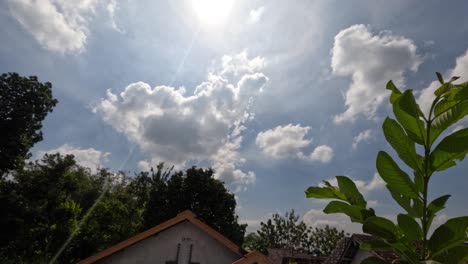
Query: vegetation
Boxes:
[
  {"xmin": 243, "ymin": 209, "xmax": 346, "ymax": 256},
  {"xmin": 305, "ymin": 73, "xmax": 468, "ymax": 263},
  {"xmin": 0, "ymin": 73, "xmax": 58, "ymax": 176},
  {"xmin": 0, "ymin": 155, "xmax": 246, "ymax": 263}
]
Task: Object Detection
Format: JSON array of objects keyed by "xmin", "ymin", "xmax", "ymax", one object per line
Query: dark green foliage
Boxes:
[
  {"xmin": 140, "ymin": 165, "xmax": 246, "ymax": 245},
  {"xmin": 305, "ymin": 73, "xmax": 468, "ymax": 263},
  {"xmin": 0, "ymin": 154, "xmax": 141, "ymax": 263},
  {"xmin": 0, "ymin": 73, "xmax": 58, "ymax": 176},
  {"xmin": 243, "ymin": 210, "xmax": 346, "ymax": 256}
]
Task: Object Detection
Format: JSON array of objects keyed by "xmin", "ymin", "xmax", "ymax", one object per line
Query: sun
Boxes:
[{"xmin": 191, "ymin": 0, "xmax": 234, "ymax": 26}]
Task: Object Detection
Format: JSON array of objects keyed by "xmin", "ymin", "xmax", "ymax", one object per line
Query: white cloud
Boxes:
[
  {"xmin": 418, "ymin": 49, "xmax": 468, "ymax": 115},
  {"xmin": 256, "ymin": 124, "xmax": 334, "ymax": 163},
  {"xmin": 95, "ymin": 52, "xmax": 268, "ymax": 189},
  {"xmin": 7, "ymin": 0, "xmax": 101, "ymax": 53},
  {"xmin": 248, "ymin": 6, "xmax": 265, "ymax": 24},
  {"xmin": 308, "ymin": 145, "xmax": 334, "ymax": 163},
  {"xmin": 352, "ymin": 129, "xmax": 374, "ymax": 149},
  {"xmin": 37, "ymin": 144, "xmax": 110, "ymax": 172},
  {"xmin": 256, "ymin": 124, "xmax": 311, "ymax": 159},
  {"xmin": 331, "ymin": 24, "xmax": 422, "ymax": 123},
  {"xmin": 107, "ymin": 0, "xmax": 123, "ymax": 33},
  {"xmin": 322, "ymin": 173, "xmax": 385, "ymax": 196}
]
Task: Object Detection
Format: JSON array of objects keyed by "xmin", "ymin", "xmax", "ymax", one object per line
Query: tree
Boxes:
[
  {"xmin": 140, "ymin": 165, "xmax": 247, "ymax": 245},
  {"xmin": 244, "ymin": 210, "xmax": 346, "ymax": 256},
  {"xmin": 0, "ymin": 153, "xmax": 142, "ymax": 263},
  {"xmin": 0, "ymin": 72, "xmax": 58, "ymax": 176},
  {"xmin": 305, "ymin": 73, "xmax": 468, "ymax": 263}
]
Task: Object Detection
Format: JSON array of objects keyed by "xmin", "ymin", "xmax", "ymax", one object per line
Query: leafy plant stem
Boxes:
[{"xmin": 421, "ymin": 96, "xmax": 439, "ymax": 260}]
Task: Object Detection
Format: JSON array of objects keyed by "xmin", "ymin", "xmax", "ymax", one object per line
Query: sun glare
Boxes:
[{"xmin": 192, "ymin": 0, "xmax": 234, "ymax": 26}]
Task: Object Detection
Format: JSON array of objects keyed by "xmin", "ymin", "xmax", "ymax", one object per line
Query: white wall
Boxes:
[{"xmin": 98, "ymin": 220, "xmax": 242, "ymax": 264}]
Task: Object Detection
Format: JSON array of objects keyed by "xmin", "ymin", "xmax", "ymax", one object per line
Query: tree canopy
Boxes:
[
  {"xmin": 244, "ymin": 209, "xmax": 346, "ymax": 256},
  {"xmin": 0, "ymin": 155, "xmax": 246, "ymax": 263},
  {"xmin": 0, "ymin": 72, "xmax": 58, "ymax": 176}
]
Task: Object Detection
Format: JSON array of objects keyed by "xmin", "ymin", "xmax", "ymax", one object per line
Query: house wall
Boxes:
[
  {"xmin": 350, "ymin": 249, "xmax": 374, "ymax": 264},
  {"xmin": 97, "ymin": 220, "xmax": 242, "ymax": 264}
]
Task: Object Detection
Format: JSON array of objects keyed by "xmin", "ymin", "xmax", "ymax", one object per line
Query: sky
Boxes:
[{"xmin": 1, "ymin": 0, "xmax": 468, "ymax": 234}]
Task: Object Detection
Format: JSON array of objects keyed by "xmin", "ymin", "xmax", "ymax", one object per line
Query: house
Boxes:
[{"xmin": 79, "ymin": 210, "xmax": 271, "ymax": 264}]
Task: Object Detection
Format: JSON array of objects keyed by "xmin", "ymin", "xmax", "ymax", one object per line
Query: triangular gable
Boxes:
[
  {"xmin": 79, "ymin": 210, "xmax": 247, "ymax": 264},
  {"xmin": 232, "ymin": 251, "xmax": 273, "ymax": 264}
]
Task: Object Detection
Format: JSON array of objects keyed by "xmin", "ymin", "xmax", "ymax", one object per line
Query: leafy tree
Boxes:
[
  {"xmin": 0, "ymin": 73, "xmax": 58, "ymax": 176},
  {"xmin": 140, "ymin": 165, "xmax": 247, "ymax": 245},
  {"xmin": 305, "ymin": 73, "xmax": 468, "ymax": 263},
  {"xmin": 0, "ymin": 154, "xmax": 142, "ymax": 263},
  {"xmin": 244, "ymin": 210, "xmax": 346, "ymax": 256}
]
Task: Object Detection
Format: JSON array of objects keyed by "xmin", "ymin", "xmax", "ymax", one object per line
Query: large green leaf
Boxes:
[
  {"xmin": 428, "ymin": 216, "xmax": 468, "ymax": 257},
  {"xmin": 363, "ymin": 216, "xmax": 399, "ymax": 241},
  {"xmin": 382, "ymin": 118, "xmax": 423, "ymax": 172},
  {"xmin": 430, "ymin": 128, "xmax": 468, "ymax": 172},
  {"xmin": 336, "ymin": 176, "xmax": 366, "ymax": 207},
  {"xmin": 305, "ymin": 185, "xmax": 345, "ymax": 200},
  {"xmin": 397, "ymin": 214, "xmax": 422, "ymax": 240},
  {"xmin": 323, "ymin": 201, "xmax": 370, "ymax": 223},
  {"xmin": 387, "ymin": 80, "xmax": 402, "ymax": 104},
  {"xmin": 360, "ymin": 239, "xmax": 392, "ymax": 250},
  {"xmin": 361, "ymin": 257, "xmax": 390, "ymax": 264},
  {"xmin": 432, "ymin": 245, "xmax": 468, "ymax": 264},
  {"xmin": 427, "ymin": 195, "xmax": 450, "ymax": 228},
  {"xmin": 431, "ymin": 100, "xmax": 468, "ymax": 137},
  {"xmin": 376, "ymin": 151, "xmax": 419, "ymax": 198},
  {"xmin": 393, "ymin": 90, "xmax": 426, "ymax": 145}
]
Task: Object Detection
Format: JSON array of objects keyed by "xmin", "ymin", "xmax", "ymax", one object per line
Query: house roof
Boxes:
[
  {"xmin": 233, "ymin": 251, "xmax": 273, "ymax": 264},
  {"xmin": 79, "ymin": 210, "xmax": 250, "ymax": 264},
  {"xmin": 267, "ymin": 248, "xmax": 325, "ymax": 264},
  {"xmin": 323, "ymin": 234, "xmax": 399, "ymax": 264}
]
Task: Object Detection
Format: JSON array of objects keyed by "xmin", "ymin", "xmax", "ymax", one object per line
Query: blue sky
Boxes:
[{"xmin": 1, "ymin": 0, "xmax": 467, "ymax": 233}]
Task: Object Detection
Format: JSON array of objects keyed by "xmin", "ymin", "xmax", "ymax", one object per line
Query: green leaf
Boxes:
[
  {"xmin": 430, "ymin": 128, "xmax": 468, "ymax": 172},
  {"xmin": 387, "ymin": 80, "xmax": 402, "ymax": 104},
  {"xmin": 305, "ymin": 185, "xmax": 345, "ymax": 200},
  {"xmin": 432, "ymin": 245, "xmax": 468, "ymax": 264},
  {"xmin": 428, "ymin": 216, "xmax": 468, "ymax": 257},
  {"xmin": 382, "ymin": 118, "xmax": 423, "ymax": 172},
  {"xmin": 336, "ymin": 176, "xmax": 367, "ymax": 207},
  {"xmin": 361, "ymin": 257, "xmax": 390, "ymax": 264},
  {"xmin": 436, "ymin": 72, "xmax": 444, "ymax": 84},
  {"xmin": 323, "ymin": 201, "xmax": 368, "ymax": 223},
  {"xmin": 360, "ymin": 239, "xmax": 392, "ymax": 250},
  {"xmin": 363, "ymin": 216, "xmax": 399, "ymax": 241},
  {"xmin": 393, "ymin": 90, "xmax": 426, "ymax": 145},
  {"xmin": 431, "ymin": 100, "xmax": 468, "ymax": 136},
  {"xmin": 376, "ymin": 151, "xmax": 419, "ymax": 198},
  {"xmin": 397, "ymin": 214, "xmax": 422, "ymax": 240},
  {"xmin": 434, "ymin": 83, "xmax": 454, "ymax": 97}
]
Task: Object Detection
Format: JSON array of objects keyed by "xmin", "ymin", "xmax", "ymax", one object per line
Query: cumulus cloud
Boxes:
[
  {"xmin": 7, "ymin": 0, "xmax": 120, "ymax": 53},
  {"xmin": 248, "ymin": 6, "xmax": 265, "ymax": 24},
  {"xmin": 307, "ymin": 145, "xmax": 334, "ymax": 163},
  {"xmin": 256, "ymin": 124, "xmax": 311, "ymax": 159},
  {"xmin": 256, "ymin": 124, "xmax": 334, "ymax": 163},
  {"xmin": 37, "ymin": 144, "xmax": 110, "ymax": 172},
  {"xmin": 418, "ymin": 49, "xmax": 468, "ymax": 115},
  {"xmin": 331, "ymin": 24, "xmax": 422, "ymax": 123},
  {"xmin": 95, "ymin": 52, "xmax": 268, "ymax": 189},
  {"xmin": 352, "ymin": 129, "xmax": 375, "ymax": 149}
]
